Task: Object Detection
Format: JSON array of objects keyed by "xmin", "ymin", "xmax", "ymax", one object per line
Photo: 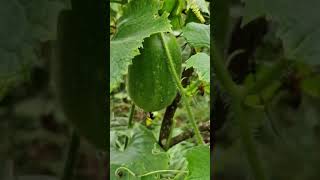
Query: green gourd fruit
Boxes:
[
  {"xmin": 52, "ymin": 10, "xmax": 106, "ymax": 150},
  {"xmin": 127, "ymin": 33, "xmax": 181, "ymax": 112}
]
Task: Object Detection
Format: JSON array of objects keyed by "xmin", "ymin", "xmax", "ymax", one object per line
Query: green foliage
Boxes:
[
  {"xmin": 110, "ymin": 0, "xmax": 172, "ymax": 92},
  {"xmin": 185, "ymin": 145, "xmax": 210, "ymax": 180},
  {"xmin": 185, "ymin": 53, "xmax": 210, "ymax": 83},
  {"xmin": 187, "ymin": 0, "xmax": 209, "ymax": 15},
  {"xmin": 166, "ymin": 142, "xmax": 195, "ymax": 179},
  {"xmin": 160, "ymin": 0, "xmax": 178, "ymax": 15},
  {"xmin": 213, "ymin": 0, "xmax": 320, "ymax": 179},
  {"xmin": 182, "ymin": 22, "xmax": 210, "ymax": 48},
  {"xmin": 110, "ymin": 124, "xmax": 170, "ymax": 179},
  {"xmin": 111, "ymin": 0, "xmax": 210, "ymax": 179}
]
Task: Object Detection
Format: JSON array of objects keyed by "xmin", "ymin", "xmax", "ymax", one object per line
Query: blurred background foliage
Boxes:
[{"xmin": 0, "ymin": 0, "xmax": 107, "ymax": 179}]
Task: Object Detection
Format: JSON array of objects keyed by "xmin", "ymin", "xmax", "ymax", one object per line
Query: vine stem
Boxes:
[
  {"xmin": 61, "ymin": 130, "xmax": 80, "ymax": 180},
  {"xmin": 116, "ymin": 167, "xmax": 188, "ymax": 177},
  {"xmin": 159, "ymin": 32, "xmax": 204, "ymax": 145},
  {"xmin": 212, "ymin": 43, "xmax": 267, "ymax": 180},
  {"xmin": 128, "ymin": 104, "xmax": 135, "ymax": 128},
  {"xmin": 125, "ymin": 104, "xmax": 135, "ymax": 149},
  {"xmin": 140, "ymin": 170, "xmax": 188, "ymax": 177}
]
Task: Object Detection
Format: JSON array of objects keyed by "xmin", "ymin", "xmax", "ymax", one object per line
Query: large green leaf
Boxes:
[
  {"xmin": 110, "ymin": 0, "xmax": 172, "ymax": 92},
  {"xmin": 182, "ymin": 22, "xmax": 210, "ymax": 48},
  {"xmin": 243, "ymin": 0, "xmax": 320, "ymax": 65},
  {"xmin": 185, "ymin": 52, "xmax": 210, "ymax": 83},
  {"xmin": 164, "ymin": 142, "xmax": 195, "ymax": 180},
  {"xmin": 185, "ymin": 145, "xmax": 210, "ymax": 180},
  {"xmin": 110, "ymin": 124, "xmax": 169, "ymax": 179}
]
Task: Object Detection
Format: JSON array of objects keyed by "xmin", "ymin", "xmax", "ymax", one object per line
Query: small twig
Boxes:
[{"xmin": 169, "ymin": 121, "xmax": 210, "ymax": 148}]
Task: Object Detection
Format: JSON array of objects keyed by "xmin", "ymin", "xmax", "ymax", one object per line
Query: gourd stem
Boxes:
[
  {"xmin": 128, "ymin": 104, "xmax": 135, "ymax": 128},
  {"xmin": 61, "ymin": 130, "xmax": 80, "ymax": 180},
  {"xmin": 159, "ymin": 32, "xmax": 204, "ymax": 145},
  {"xmin": 212, "ymin": 43, "xmax": 267, "ymax": 180}
]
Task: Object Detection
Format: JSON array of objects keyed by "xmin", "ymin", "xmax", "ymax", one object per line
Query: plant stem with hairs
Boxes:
[{"xmin": 160, "ymin": 33, "xmax": 204, "ymax": 145}]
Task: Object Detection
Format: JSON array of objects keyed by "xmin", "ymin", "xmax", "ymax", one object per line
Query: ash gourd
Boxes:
[
  {"xmin": 127, "ymin": 0, "xmax": 182, "ymax": 112},
  {"xmin": 127, "ymin": 33, "xmax": 182, "ymax": 112}
]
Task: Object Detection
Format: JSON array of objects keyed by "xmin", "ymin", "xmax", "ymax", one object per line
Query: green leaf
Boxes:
[
  {"xmin": 164, "ymin": 142, "xmax": 195, "ymax": 179},
  {"xmin": 195, "ymin": 0, "xmax": 209, "ymax": 15},
  {"xmin": 185, "ymin": 145, "xmax": 210, "ymax": 180},
  {"xmin": 185, "ymin": 53, "xmax": 210, "ymax": 83},
  {"xmin": 182, "ymin": 22, "xmax": 210, "ymax": 48},
  {"xmin": 110, "ymin": 124, "xmax": 169, "ymax": 179},
  {"xmin": 243, "ymin": 0, "xmax": 320, "ymax": 65},
  {"xmin": 110, "ymin": 0, "xmax": 172, "ymax": 92}
]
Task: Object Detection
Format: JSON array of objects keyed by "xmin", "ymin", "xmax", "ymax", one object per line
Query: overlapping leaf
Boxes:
[
  {"xmin": 185, "ymin": 145, "xmax": 210, "ymax": 180},
  {"xmin": 164, "ymin": 142, "xmax": 195, "ymax": 179},
  {"xmin": 186, "ymin": 52, "xmax": 210, "ymax": 83},
  {"xmin": 182, "ymin": 22, "xmax": 210, "ymax": 48},
  {"xmin": 110, "ymin": 0, "xmax": 172, "ymax": 92},
  {"xmin": 110, "ymin": 124, "xmax": 169, "ymax": 179},
  {"xmin": 243, "ymin": 0, "xmax": 320, "ymax": 65}
]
